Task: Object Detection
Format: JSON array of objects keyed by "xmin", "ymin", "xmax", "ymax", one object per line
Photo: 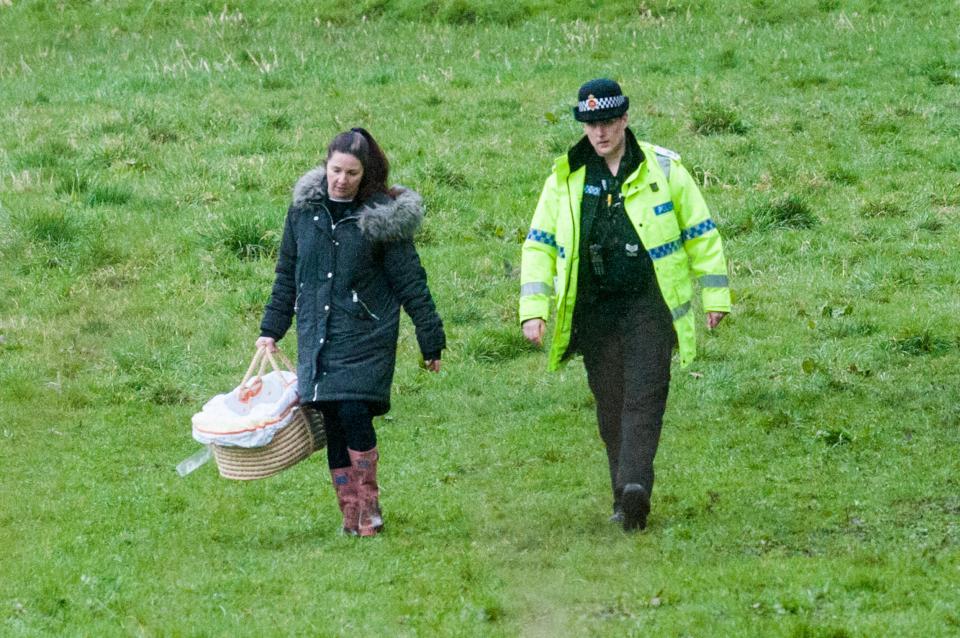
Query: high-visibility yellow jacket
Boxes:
[{"xmin": 520, "ymin": 134, "xmax": 731, "ymax": 370}]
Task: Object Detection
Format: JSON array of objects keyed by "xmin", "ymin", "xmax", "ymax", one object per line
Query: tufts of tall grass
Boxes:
[
  {"xmin": 461, "ymin": 326, "xmax": 539, "ymax": 363},
  {"xmin": 690, "ymin": 102, "xmax": 749, "ymax": 136},
  {"xmin": 205, "ymin": 209, "xmax": 281, "ymax": 261},
  {"xmin": 13, "ymin": 207, "xmax": 87, "ymax": 248}
]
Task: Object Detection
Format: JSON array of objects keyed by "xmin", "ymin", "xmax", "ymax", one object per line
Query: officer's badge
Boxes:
[{"xmin": 625, "ymin": 243, "xmax": 639, "ymax": 257}]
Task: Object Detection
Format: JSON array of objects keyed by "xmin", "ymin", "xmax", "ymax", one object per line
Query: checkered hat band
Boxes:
[{"xmin": 578, "ymin": 95, "xmax": 626, "ymax": 112}]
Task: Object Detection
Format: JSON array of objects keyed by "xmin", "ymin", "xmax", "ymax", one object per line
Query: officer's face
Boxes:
[
  {"xmin": 584, "ymin": 114, "xmax": 628, "ymax": 159},
  {"xmin": 327, "ymin": 151, "xmax": 364, "ymax": 200}
]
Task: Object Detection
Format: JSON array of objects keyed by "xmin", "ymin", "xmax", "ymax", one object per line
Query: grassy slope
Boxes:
[{"xmin": 1, "ymin": 0, "xmax": 958, "ymax": 636}]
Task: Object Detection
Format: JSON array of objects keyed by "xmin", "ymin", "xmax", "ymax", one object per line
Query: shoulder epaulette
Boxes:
[
  {"xmin": 652, "ymin": 145, "xmax": 679, "ymax": 181},
  {"xmin": 652, "ymin": 145, "xmax": 680, "ymax": 161}
]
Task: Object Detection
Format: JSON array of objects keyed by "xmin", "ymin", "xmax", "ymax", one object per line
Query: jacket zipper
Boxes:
[
  {"xmin": 318, "ymin": 201, "xmax": 360, "ymax": 232},
  {"xmin": 320, "ymin": 203, "xmax": 378, "ymax": 320},
  {"xmin": 330, "ymin": 214, "xmax": 360, "ymax": 231},
  {"xmin": 557, "ymin": 175, "xmax": 577, "ymax": 334},
  {"xmin": 311, "ymin": 201, "xmax": 363, "ymax": 404}
]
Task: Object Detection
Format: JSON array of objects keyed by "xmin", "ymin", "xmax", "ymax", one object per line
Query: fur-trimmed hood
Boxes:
[{"xmin": 291, "ymin": 166, "xmax": 424, "ymax": 242}]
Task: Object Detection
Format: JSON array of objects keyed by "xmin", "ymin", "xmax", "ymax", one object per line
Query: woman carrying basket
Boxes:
[{"xmin": 256, "ymin": 128, "xmax": 446, "ymax": 537}]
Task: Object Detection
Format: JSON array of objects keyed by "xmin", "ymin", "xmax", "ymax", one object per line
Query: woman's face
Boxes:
[{"xmin": 327, "ymin": 151, "xmax": 364, "ymax": 200}]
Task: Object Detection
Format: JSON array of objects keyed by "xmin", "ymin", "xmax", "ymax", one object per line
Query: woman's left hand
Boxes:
[{"xmin": 423, "ymin": 359, "xmax": 441, "ymax": 373}]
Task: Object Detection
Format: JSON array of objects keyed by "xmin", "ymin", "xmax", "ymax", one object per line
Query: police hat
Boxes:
[{"xmin": 573, "ymin": 78, "xmax": 629, "ymax": 122}]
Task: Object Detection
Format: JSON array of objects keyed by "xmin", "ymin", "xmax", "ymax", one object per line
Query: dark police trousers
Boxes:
[{"xmin": 577, "ymin": 294, "xmax": 675, "ymax": 512}]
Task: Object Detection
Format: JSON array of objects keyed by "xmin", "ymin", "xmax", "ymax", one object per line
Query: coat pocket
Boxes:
[
  {"xmin": 294, "ymin": 282, "xmax": 304, "ymax": 314},
  {"xmin": 351, "ymin": 289, "xmax": 380, "ymax": 321}
]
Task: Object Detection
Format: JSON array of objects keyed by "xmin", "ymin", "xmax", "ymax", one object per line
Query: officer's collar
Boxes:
[{"xmin": 567, "ymin": 127, "xmax": 644, "ymax": 174}]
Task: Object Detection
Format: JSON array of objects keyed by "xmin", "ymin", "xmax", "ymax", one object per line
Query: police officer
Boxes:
[{"xmin": 519, "ymin": 78, "xmax": 731, "ymax": 531}]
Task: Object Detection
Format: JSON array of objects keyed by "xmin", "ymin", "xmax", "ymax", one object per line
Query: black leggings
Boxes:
[{"xmin": 310, "ymin": 401, "xmax": 377, "ymax": 470}]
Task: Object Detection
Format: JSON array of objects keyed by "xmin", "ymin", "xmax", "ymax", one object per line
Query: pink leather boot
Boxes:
[
  {"xmin": 347, "ymin": 447, "xmax": 383, "ymax": 537},
  {"xmin": 330, "ymin": 468, "xmax": 360, "ymax": 535}
]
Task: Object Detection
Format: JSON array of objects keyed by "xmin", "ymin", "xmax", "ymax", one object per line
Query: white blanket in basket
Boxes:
[{"xmin": 192, "ymin": 370, "xmax": 300, "ymax": 448}]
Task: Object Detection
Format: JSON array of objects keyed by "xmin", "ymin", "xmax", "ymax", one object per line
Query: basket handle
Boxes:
[
  {"xmin": 241, "ymin": 346, "xmax": 297, "ymax": 387},
  {"xmin": 267, "ymin": 348, "xmax": 297, "ymax": 374},
  {"xmin": 240, "ymin": 348, "xmax": 267, "ymax": 387}
]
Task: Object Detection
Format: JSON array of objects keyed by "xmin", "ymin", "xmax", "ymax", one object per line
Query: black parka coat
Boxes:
[{"xmin": 260, "ymin": 166, "xmax": 445, "ymax": 413}]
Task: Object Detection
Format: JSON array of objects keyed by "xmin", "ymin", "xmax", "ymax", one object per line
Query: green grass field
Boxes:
[{"xmin": 1, "ymin": 0, "xmax": 958, "ymax": 635}]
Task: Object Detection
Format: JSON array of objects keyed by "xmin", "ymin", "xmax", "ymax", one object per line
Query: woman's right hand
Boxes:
[{"xmin": 255, "ymin": 336, "xmax": 278, "ymax": 352}]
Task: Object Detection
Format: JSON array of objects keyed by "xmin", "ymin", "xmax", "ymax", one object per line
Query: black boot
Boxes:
[{"xmin": 621, "ymin": 483, "xmax": 650, "ymax": 531}]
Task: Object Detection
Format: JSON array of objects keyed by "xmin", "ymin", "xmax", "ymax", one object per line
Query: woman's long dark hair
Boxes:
[{"xmin": 326, "ymin": 127, "xmax": 390, "ymax": 203}]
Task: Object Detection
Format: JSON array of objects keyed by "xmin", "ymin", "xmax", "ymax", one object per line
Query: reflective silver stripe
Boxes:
[
  {"xmin": 656, "ymin": 154, "xmax": 672, "ymax": 181},
  {"xmin": 521, "ymin": 282, "xmax": 553, "ymax": 297},
  {"xmin": 699, "ymin": 274, "xmax": 729, "ymax": 288},
  {"xmin": 671, "ymin": 302, "xmax": 691, "ymax": 321}
]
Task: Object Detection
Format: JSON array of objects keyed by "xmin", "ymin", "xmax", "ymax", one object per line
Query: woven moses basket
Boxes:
[
  {"xmin": 211, "ymin": 403, "xmax": 326, "ymax": 480},
  {"xmin": 196, "ymin": 348, "xmax": 326, "ymax": 480}
]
